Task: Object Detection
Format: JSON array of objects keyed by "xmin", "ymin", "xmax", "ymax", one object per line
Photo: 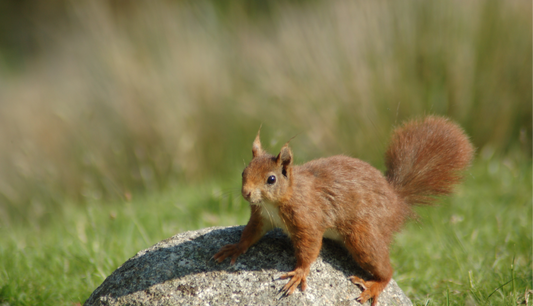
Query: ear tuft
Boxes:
[
  {"xmin": 276, "ymin": 142, "xmax": 292, "ymax": 169},
  {"xmin": 252, "ymin": 128, "xmax": 264, "ymax": 157}
]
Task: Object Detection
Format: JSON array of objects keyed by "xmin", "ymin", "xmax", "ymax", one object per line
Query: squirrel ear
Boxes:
[
  {"xmin": 276, "ymin": 143, "xmax": 292, "ymax": 170},
  {"xmin": 252, "ymin": 129, "xmax": 264, "ymax": 157}
]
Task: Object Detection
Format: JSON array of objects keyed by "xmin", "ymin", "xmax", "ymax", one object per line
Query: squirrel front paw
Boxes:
[
  {"xmin": 213, "ymin": 243, "xmax": 246, "ymax": 265},
  {"xmin": 279, "ymin": 268, "xmax": 309, "ymax": 296}
]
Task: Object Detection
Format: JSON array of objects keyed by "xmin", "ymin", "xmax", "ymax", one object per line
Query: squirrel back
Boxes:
[{"xmin": 385, "ymin": 116, "xmax": 474, "ymax": 206}]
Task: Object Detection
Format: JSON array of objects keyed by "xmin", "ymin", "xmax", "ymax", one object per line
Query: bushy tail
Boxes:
[{"xmin": 385, "ymin": 116, "xmax": 474, "ymax": 206}]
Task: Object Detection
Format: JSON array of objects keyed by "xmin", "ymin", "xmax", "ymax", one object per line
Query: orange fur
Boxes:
[{"xmin": 213, "ymin": 116, "xmax": 474, "ymax": 306}]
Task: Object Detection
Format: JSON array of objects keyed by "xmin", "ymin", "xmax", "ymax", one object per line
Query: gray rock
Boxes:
[{"xmin": 84, "ymin": 226, "xmax": 412, "ymax": 306}]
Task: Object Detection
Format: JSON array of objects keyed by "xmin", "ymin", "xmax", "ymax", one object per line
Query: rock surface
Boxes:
[{"xmin": 84, "ymin": 226, "xmax": 412, "ymax": 306}]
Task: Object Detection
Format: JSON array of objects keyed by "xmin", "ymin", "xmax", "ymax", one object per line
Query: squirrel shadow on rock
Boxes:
[{"xmin": 84, "ymin": 226, "xmax": 406, "ymax": 306}]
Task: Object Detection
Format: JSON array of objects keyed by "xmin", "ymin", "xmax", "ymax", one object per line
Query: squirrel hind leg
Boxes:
[{"xmin": 344, "ymin": 235, "xmax": 393, "ymax": 306}]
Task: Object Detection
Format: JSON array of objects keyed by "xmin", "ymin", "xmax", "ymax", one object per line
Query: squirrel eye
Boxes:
[
  {"xmin": 241, "ymin": 171, "xmax": 244, "ymax": 177},
  {"xmin": 267, "ymin": 175, "xmax": 276, "ymax": 185}
]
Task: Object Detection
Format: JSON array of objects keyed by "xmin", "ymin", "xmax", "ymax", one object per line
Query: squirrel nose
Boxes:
[{"xmin": 242, "ymin": 188, "xmax": 252, "ymax": 200}]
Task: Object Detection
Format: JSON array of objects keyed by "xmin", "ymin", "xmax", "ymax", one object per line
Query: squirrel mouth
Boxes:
[
  {"xmin": 242, "ymin": 193, "xmax": 262, "ymax": 205},
  {"xmin": 245, "ymin": 198, "xmax": 263, "ymax": 205}
]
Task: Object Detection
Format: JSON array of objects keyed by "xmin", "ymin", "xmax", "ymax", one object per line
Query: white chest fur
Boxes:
[{"xmin": 259, "ymin": 201, "xmax": 289, "ymax": 234}]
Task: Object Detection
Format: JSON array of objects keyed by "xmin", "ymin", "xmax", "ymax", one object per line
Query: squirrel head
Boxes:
[{"xmin": 241, "ymin": 130, "xmax": 293, "ymax": 205}]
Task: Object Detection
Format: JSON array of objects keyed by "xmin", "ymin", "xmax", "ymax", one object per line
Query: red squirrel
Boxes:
[{"xmin": 213, "ymin": 116, "xmax": 474, "ymax": 306}]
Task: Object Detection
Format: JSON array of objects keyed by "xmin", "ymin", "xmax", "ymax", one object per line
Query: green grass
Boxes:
[
  {"xmin": 0, "ymin": 180, "xmax": 248, "ymax": 305},
  {"xmin": 0, "ymin": 156, "xmax": 530, "ymax": 306}
]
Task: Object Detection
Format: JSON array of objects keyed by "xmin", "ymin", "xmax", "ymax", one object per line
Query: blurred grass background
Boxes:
[
  {"xmin": 0, "ymin": 0, "xmax": 530, "ymax": 225},
  {"xmin": 0, "ymin": 0, "xmax": 531, "ymax": 305}
]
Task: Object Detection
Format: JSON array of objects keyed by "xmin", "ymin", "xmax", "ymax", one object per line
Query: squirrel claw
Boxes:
[
  {"xmin": 279, "ymin": 269, "xmax": 308, "ymax": 296},
  {"xmin": 280, "ymin": 271, "xmax": 296, "ymax": 279},
  {"xmin": 213, "ymin": 243, "xmax": 245, "ymax": 264},
  {"xmin": 349, "ymin": 276, "xmax": 367, "ymax": 290},
  {"xmin": 350, "ymin": 276, "xmax": 382, "ymax": 306},
  {"xmin": 355, "ymin": 291, "xmax": 374, "ymax": 306}
]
